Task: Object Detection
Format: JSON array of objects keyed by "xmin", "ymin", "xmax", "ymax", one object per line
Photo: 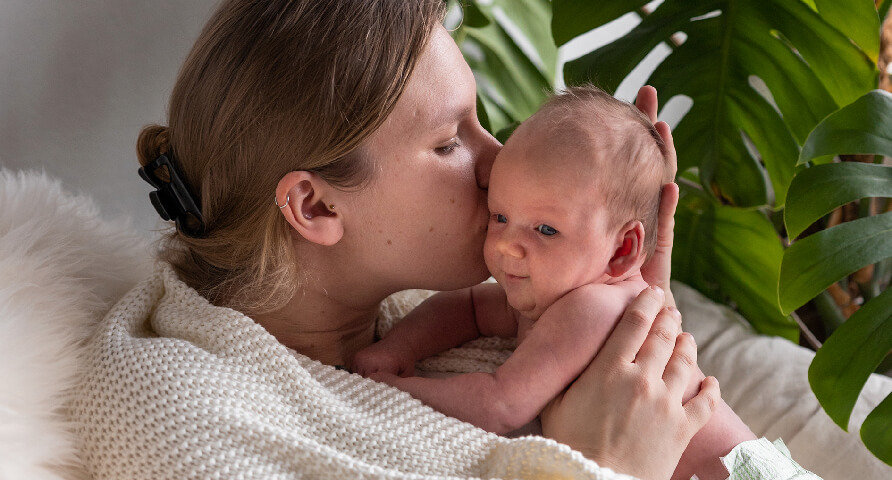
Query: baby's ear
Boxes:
[{"xmin": 606, "ymin": 220, "xmax": 645, "ymax": 278}]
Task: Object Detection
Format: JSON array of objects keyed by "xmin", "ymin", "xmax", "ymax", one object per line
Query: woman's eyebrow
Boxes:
[{"xmin": 430, "ymin": 104, "xmax": 475, "ymax": 131}]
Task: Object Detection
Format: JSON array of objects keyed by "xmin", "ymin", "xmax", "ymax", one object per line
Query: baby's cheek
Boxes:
[{"xmin": 482, "ymin": 235, "xmax": 497, "ymax": 268}]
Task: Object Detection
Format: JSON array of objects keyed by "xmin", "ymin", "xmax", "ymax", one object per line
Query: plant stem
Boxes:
[
  {"xmin": 814, "ymin": 289, "xmax": 847, "ymax": 335},
  {"xmin": 792, "ymin": 311, "xmax": 822, "ymax": 350}
]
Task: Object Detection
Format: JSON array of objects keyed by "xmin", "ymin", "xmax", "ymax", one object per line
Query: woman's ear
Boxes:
[
  {"xmin": 275, "ymin": 171, "xmax": 344, "ymax": 246},
  {"xmin": 607, "ymin": 220, "xmax": 645, "ymax": 278}
]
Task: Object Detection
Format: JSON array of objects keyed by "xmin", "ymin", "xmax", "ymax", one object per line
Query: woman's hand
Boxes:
[
  {"xmin": 635, "ymin": 85, "xmax": 679, "ymax": 308},
  {"xmin": 541, "ymin": 286, "xmax": 719, "ymax": 480}
]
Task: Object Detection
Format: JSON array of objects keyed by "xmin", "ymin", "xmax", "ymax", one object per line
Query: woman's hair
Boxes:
[
  {"xmin": 534, "ymin": 85, "xmax": 673, "ymax": 259},
  {"xmin": 137, "ymin": 0, "xmax": 446, "ymax": 315}
]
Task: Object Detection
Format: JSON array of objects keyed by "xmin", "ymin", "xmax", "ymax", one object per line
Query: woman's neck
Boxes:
[{"xmin": 253, "ymin": 281, "xmax": 382, "ymax": 367}]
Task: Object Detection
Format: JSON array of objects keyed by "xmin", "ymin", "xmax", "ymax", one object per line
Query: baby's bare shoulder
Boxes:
[{"xmin": 546, "ymin": 279, "xmax": 648, "ymax": 324}]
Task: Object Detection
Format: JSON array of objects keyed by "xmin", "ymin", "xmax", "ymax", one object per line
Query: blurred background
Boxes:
[{"xmin": 0, "ymin": 0, "xmax": 666, "ymax": 232}]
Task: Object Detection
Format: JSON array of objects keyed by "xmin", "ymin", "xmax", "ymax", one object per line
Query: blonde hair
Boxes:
[
  {"xmin": 137, "ymin": 0, "xmax": 446, "ymax": 315},
  {"xmin": 534, "ymin": 85, "xmax": 672, "ymax": 258}
]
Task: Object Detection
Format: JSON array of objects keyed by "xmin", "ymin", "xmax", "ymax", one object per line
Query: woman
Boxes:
[{"xmin": 70, "ymin": 1, "xmax": 808, "ymax": 479}]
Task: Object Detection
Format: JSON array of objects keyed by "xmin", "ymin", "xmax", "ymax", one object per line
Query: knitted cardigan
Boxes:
[{"xmin": 70, "ymin": 265, "xmax": 633, "ymax": 479}]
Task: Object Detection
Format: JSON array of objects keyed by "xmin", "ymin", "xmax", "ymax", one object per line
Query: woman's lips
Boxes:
[{"xmin": 504, "ymin": 273, "xmax": 528, "ymax": 281}]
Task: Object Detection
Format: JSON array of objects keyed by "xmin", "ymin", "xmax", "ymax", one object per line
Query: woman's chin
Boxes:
[{"xmin": 435, "ymin": 261, "xmax": 491, "ymax": 291}]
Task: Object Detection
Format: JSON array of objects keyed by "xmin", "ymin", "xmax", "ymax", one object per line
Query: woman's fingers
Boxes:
[
  {"xmin": 641, "ymin": 182, "xmax": 678, "ymax": 307},
  {"xmin": 600, "ymin": 286, "xmax": 666, "ymax": 364},
  {"xmin": 655, "ymin": 121, "xmax": 677, "ymax": 177},
  {"xmin": 657, "ymin": 182, "xmax": 678, "ymax": 252},
  {"xmin": 634, "ymin": 306, "xmax": 683, "ymax": 378},
  {"xmin": 662, "ymin": 331, "xmax": 697, "ymax": 398},
  {"xmin": 683, "ymin": 376, "xmax": 720, "ymax": 431},
  {"xmin": 635, "ymin": 85, "xmax": 659, "ymax": 123}
]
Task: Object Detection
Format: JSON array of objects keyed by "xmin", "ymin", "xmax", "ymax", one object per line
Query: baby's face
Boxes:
[{"xmin": 484, "ymin": 126, "xmax": 616, "ymax": 319}]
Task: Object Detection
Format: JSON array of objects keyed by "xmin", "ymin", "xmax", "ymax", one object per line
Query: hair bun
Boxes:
[{"xmin": 136, "ymin": 125, "xmax": 171, "ymax": 168}]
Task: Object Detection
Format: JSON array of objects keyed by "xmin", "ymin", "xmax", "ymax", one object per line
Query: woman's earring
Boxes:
[
  {"xmin": 275, "ymin": 194, "xmax": 290, "ymax": 209},
  {"xmin": 328, "ymin": 204, "xmax": 335, "ymax": 210}
]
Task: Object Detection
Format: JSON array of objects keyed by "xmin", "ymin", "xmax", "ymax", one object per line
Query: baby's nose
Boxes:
[{"xmin": 496, "ymin": 234, "xmax": 525, "ymax": 259}]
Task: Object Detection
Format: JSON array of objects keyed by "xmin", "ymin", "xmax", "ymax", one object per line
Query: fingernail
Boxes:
[
  {"xmin": 651, "ymin": 285, "xmax": 664, "ymax": 296},
  {"xmin": 668, "ymin": 306, "xmax": 681, "ymax": 318}
]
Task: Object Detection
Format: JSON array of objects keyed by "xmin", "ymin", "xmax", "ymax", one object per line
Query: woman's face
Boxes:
[{"xmin": 341, "ymin": 25, "xmax": 500, "ymax": 293}]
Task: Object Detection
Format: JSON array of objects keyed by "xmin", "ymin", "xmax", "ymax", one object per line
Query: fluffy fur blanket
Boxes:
[{"xmin": 0, "ymin": 170, "xmax": 152, "ymax": 480}]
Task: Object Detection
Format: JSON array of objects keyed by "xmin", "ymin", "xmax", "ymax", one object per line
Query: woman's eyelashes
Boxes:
[
  {"xmin": 434, "ymin": 137, "xmax": 461, "ymax": 155},
  {"xmin": 495, "ymin": 214, "xmax": 507, "ymax": 223}
]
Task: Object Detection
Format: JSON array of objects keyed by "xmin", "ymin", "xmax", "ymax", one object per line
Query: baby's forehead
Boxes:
[{"xmin": 506, "ymin": 116, "xmax": 605, "ymax": 171}]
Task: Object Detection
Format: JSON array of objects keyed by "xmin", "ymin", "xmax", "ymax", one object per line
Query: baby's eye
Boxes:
[
  {"xmin": 537, "ymin": 224, "xmax": 558, "ymax": 236},
  {"xmin": 495, "ymin": 214, "xmax": 507, "ymax": 223}
]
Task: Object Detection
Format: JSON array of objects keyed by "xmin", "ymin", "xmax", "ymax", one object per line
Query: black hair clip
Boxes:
[{"xmin": 138, "ymin": 154, "xmax": 206, "ymax": 236}]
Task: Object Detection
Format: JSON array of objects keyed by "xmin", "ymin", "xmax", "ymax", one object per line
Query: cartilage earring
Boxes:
[
  {"xmin": 275, "ymin": 194, "xmax": 290, "ymax": 209},
  {"xmin": 328, "ymin": 204, "xmax": 335, "ymax": 210}
]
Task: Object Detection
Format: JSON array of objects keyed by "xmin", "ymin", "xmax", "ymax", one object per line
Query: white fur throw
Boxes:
[{"xmin": 0, "ymin": 170, "xmax": 152, "ymax": 480}]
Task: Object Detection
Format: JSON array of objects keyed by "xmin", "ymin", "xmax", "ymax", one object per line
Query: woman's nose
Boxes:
[{"xmin": 474, "ymin": 126, "xmax": 501, "ymax": 190}]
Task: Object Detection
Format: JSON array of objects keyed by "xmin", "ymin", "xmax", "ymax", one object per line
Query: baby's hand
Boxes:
[{"xmin": 350, "ymin": 341, "xmax": 416, "ymax": 378}]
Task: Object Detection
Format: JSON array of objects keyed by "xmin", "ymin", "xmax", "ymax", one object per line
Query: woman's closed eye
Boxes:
[
  {"xmin": 434, "ymin": 137, "xmax": 461, "ymax": 156},
  {"xmin": 537, "ymin": 224, "xmax": 558, "ymax": 236}
]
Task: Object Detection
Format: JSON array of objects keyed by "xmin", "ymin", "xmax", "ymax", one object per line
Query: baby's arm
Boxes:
[
  {"xmin": 373, "ymin": 281, "xmax": 642, "ymax": 434},
  {"xmin": 350, "ymin": 282, "xmax": 517, "ymax": 377}
]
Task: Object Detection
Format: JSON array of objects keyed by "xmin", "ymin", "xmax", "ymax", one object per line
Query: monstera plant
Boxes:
[{"xmin": 447, "ymin": 0, "xmax": 891, "ymax": 464}]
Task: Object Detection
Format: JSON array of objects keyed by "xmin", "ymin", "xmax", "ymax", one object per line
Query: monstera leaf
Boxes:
[
  {"xmin": 449, "ymin": 0, "xmax": 556, "ymax": 140},
  {"xmin": 674, "ymin": 184, "xmax": 797, "ymax": 341},
  {"xmin": 557, "ymin": 0, "xmax": 878, "ymax": 208},
  {"xmin": 780, "ymin": 90, "xmax": 892, "ymax": 464}
]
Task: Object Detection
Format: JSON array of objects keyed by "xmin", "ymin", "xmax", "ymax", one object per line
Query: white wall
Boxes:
[
  {"xmin": 1, "ymin": 1, "xmax": 672, "ymax": 233},
  {"xmin": 1, "ymin": 1, "xmax": 217, "ymax": 231}
]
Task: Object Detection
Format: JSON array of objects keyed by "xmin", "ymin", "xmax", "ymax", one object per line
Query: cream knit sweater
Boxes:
[
  {"xmin": 70, "ymin": 266, "xmax": 632, "ymax": 479},
  {"xmin": 70, "ymin": 265, "xmax": 820, "ymax": 479}
]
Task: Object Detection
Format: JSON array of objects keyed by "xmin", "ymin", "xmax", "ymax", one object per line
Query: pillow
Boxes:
[{"xmin": 676, "ymin": 281, "xmax": 892, "ymax": 479}]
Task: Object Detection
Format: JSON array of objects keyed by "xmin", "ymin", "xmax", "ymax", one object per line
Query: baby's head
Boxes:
[{"xmin": 484, "ymin": 85, "xmax": 672, "ymax": 318}]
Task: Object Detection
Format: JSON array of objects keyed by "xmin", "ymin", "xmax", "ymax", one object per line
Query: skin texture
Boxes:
[
  {"xmin": 265, "ymin": 26, "xmax": 721, "ymax": 479},
  {"xmin": 354, "ymin": 106, "xmax": 755, "ymax": 479}
]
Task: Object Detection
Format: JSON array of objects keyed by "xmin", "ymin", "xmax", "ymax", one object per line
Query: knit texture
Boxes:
[{"xmin": 70, "ymin": 265, "xmax": 632, "ymax": 480}]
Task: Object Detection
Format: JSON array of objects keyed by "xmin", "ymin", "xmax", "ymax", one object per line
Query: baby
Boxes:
[{"xmin": 352, "ymin": 85, "xmax": 755, "ymax": 480}]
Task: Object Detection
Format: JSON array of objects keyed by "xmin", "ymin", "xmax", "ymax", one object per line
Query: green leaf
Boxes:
[
  {"xmin": 561, "ymin": 0, "xmax": 877, "ymax": 208},
  {"xmin": 808, "ymin": 287, "xmax": 892, "ymax": 430},
  {"xmin": 785, "ymin": 163, "xmax": 892, "ymax": 239},
  {"xmin": 778, "ymin": 212, "xmax": 892, "ymax": 314},
  {"xmin": 674, "ymin": 187, "xmax": 797, "ymax": 340},
  {"xmin": 813, "ymin": 0, "xmax": 880, "ymax": 61},
  {"xmin": 492, "ymin": 0, "xmax": 557, "ymax": 79},
  {"xmin": 551, "ymin": 0, "xmax": 650, "ymax": 46},
  {"xmin": 881, "ymin": 0, "xmax": 891, "ymax": 22},
  {"xmin": 798, "ymin": 90, "xmax": 892, "ymax": 166},
  {"xmin": 454, "ymin": 0, "xmax": 555, "ymax": 133},
  {"xmin": 861, "ymin": 391, "xmax": 892, "ymax": 465}
]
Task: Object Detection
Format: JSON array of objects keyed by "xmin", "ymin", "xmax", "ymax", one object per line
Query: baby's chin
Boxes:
[{"xmin": 504, "ymin": 292, "xmax": 543, "ymax": 318}]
